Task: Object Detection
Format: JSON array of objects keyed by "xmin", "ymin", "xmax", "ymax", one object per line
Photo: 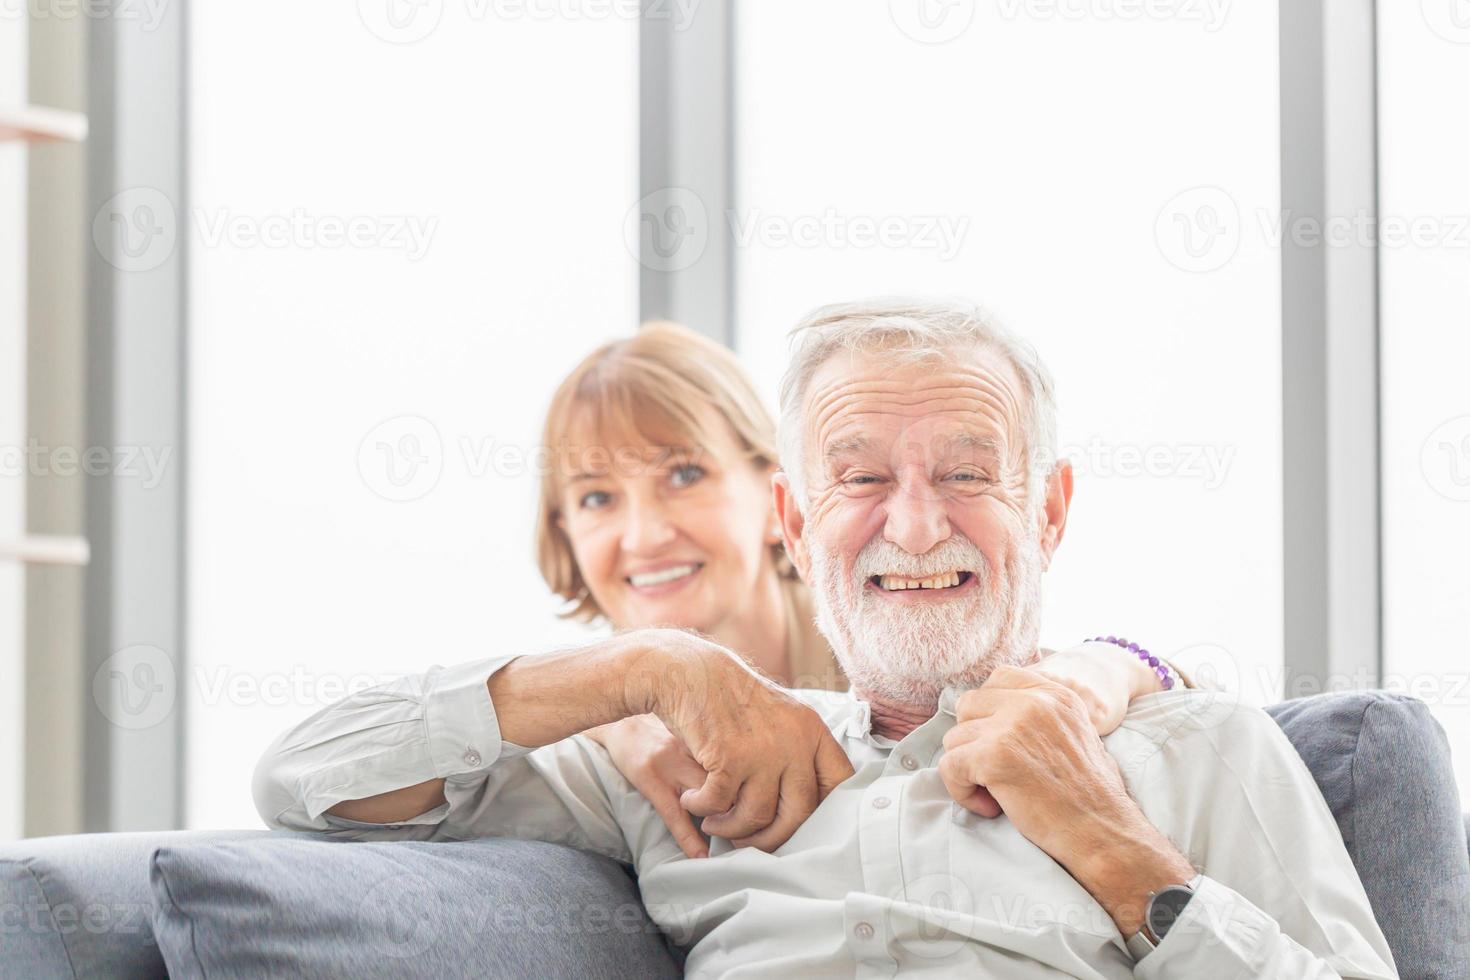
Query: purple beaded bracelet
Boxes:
[{"xmin": 1087, "ymin": 635, "xmax": 1177, "ymax": 691}]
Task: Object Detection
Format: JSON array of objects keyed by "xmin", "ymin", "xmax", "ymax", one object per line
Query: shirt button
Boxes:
[
  {"xmin": 901, "ymin": 755, "xmax": 918, "ymax": 771},
  {"xmin": 853, "ymin": 921, "xmax": 875, "ymax": 940},
  {"xmin": 463, "ymin": 747, "xmax": 482, "ymax": 767},
  {"xmin": 871, "ymin": 796, "xmax": 891, "ymax": 809}
]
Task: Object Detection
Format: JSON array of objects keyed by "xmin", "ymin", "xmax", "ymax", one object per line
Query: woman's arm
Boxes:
[{"xmin": 1031, "ymin": 640, "xmax": 1194, "ymax": 737}]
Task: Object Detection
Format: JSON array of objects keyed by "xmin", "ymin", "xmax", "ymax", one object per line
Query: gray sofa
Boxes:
[{"xmin": 3, "ymin": 692, "xmax": 1467, "ymax": 978}]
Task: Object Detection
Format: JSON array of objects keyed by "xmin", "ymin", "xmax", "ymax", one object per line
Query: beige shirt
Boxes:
[{"xmin": 255, "ymin": 655, "xmax": 1396, "ymax": 978}]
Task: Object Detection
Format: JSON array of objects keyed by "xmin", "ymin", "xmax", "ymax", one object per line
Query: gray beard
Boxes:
[{"xmin": 807, "ymin": 533, "xmax": 1045, "ymax": 709}]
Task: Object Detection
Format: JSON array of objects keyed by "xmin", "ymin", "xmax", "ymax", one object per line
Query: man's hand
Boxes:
[
  {"xmin": 623, "ymin": 629, "xmax": 855, "ymax": 852},
  {"xmin": 584, "ymin": 714, "xmax": 713, "ymax": 859},
  {"xmin": 939, "ymin": 665, "xmax": 1195, "ymax": 934}
]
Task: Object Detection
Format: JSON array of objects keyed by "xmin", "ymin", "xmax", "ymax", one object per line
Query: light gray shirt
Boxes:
[{"xmin": 253, "ymin": 655, "xmax": 1399, "ymax": 978}]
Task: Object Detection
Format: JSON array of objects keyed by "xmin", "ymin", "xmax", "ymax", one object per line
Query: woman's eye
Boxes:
[
  {"xmin": 669, "ymin": 464, "xmax": 706, "ymax": 489},
  {"xmin": 579, "ymin": 490, "xmax": 612, "ymax": 510}
]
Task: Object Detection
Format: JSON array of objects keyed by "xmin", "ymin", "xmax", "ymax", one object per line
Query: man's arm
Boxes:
[
  {"xmin": 254, "ymin": 628, "xmax": 853, "ymax": 853},
  {"xmin": 940, "ymin": 670, "xmax": 1397, "ymax": 978},
  {"xmin": 1119, "ymin": 694, "xmax": 1398, "ymax": 979},
  {"xmin": 250, "ymin": 643, "xmax": 639, "ymax": 859},
  {"xmin": 321, "ymin": 635, "xmax": 644, "ymax": 825}
]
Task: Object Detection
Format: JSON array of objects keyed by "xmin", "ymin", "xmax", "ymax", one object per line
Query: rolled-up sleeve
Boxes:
[
  {"xmin": 251, "ymin": 655, "xmax": 635, "ymax": 862},
  {"xmin": 1120, "ymin": 696, "xmax": 1399, "ymax": 979}
]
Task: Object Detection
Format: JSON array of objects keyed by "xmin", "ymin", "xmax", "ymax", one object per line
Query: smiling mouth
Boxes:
[
  {"xmin": 868, "ymin": 571, "xmax": 974, "ymax": 592},
  {"xmin": 626, "ymin": 563, "xmax": 704, "ymax": 589}
]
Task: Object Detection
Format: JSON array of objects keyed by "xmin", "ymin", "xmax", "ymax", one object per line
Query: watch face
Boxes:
[{"xmin": 1147, "ymin": 885, "xmax": 1195, "ymax": 942}]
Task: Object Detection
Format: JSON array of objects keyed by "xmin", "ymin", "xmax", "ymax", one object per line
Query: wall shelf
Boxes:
[
  {"xmin": 0, "ymin": 535, "xmax": 90, "ymax": 566},
  {"xmin": 0, "ymin": 105, "xmax": 87, "ymax": 143}
]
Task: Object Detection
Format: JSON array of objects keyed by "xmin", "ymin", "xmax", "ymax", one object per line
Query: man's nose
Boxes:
[
  {"xmin": 621, "ymin": 494, "xmax": 677, "ymax": 554},
  {"xmin": 882, "ymin": 479, "xmax": 951, "ymax": 555}
]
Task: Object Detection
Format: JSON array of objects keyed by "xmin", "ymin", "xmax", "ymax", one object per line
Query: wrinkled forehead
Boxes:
[{"xmin": 803, "ymin": 344, "xmax": 1028, "ymax": 468}]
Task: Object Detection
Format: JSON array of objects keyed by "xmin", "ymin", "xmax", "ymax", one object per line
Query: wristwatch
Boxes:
[{"xmin": 1125, "ymin": 876, "xmax": 1201, "ymax": 961}]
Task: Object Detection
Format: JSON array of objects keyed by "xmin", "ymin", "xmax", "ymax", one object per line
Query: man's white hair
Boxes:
[{"xmin": 777, "ymin": 297, "xmax": 1059, "ymax": 512}]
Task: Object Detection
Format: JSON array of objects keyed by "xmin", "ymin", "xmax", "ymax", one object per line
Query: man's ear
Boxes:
[
  {"xmin": 771, "ymin": 471, "xmax": 811, "ymax": 582},
  {"xmin": 1037, "ymin": 459, "xmax": 1073, "ymax": 571}
]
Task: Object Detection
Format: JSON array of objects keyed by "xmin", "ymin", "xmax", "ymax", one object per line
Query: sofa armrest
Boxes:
[
  {"xmin": 0, "ymin": 830, "xmax": 276, "ymax": 979},
  {"xmin": 1268, "ymin": 692, "xmax": 1470, "ymax": 979}
]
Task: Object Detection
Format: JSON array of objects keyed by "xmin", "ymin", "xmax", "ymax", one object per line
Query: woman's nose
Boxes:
[{"xmin": 620, "ymin": 496, "xmax": 678, "ymax": 554}]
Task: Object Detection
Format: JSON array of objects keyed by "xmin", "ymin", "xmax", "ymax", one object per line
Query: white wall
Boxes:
[
  {"xmin": 0, "ymin": 14, "xmax": 27, "ymax": 842},
  {"xmin": 1378, "ymin": 5, "xmax": 1470, "ymax": 797},
  {"xmin": 734, "ymin": 1, "xmax": 1283, "ymax": 705},
  {"xmin": 186, "ymin": 2, "xmax": 638, "ymax": 829}
]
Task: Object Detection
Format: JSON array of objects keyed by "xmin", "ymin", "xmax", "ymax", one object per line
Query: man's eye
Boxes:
[
  {"xmin": 669, "ymin": 464, "xmax": 706, "ymax": 489},
  {"xmin": 579, "ymin": 490, "xmax": 612, "ymax": 509},
  {"xmin": 845, "ymin": 475, "xmax": 882, "ymax": 486},
  {"xmin": 947, "ymin": 471, "xmax": 986, "ymax": 482}
]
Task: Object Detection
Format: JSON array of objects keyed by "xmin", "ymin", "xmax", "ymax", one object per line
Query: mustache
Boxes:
[{"xmin": 852, "ymin": 534, "xmax": 989, "ymax": 582}]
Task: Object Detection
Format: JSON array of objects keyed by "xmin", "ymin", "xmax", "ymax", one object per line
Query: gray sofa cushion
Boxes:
[
  {"xmin": 149, "ymin": 835, "xmax": 682, "ymax": 980},
  {"xmin": 0, "ymin": 829, "xmax": 271, "ymax": 979},
  {"xmin": 3, "ymin": 693, "xmax": 1465, "ymax": 978},
  {"xmin": 1268, "ymin": 692, "xmax": 1470, "ymax": 979}
]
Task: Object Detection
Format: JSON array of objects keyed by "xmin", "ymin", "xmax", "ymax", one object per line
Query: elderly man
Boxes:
[{"xmin": 255, "ymin": 299, "xmax": 1396, "ymax": 977}]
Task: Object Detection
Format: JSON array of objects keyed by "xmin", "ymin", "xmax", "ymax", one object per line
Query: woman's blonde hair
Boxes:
[{"xmin": 536, "ymin": 320, "xmax": 794, "ymax": 622}]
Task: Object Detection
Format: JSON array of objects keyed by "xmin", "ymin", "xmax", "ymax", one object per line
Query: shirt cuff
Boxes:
[
  {"xmin": 423, "ymin": 655, "xmax": 525, "ymax": 777},
  {"xmin": 1134, "ymin": 874, "xmax": 1269, "ymax": 978}
]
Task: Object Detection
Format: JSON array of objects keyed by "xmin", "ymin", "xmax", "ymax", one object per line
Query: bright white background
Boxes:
[
  {"xmin": 1377, "ymin": 4, "xmax": 1470, "ymax": 797},
  {"xmin": 183, "ymin": 1, "xmax": 1469, "ymax": 830},
  {"xmin": 185, "ymin": 4, "xmax": 637, "ymax": 828},
  {"xmin": 735, "ymin": 1, "xmax": 1284, "ymax": 706}
]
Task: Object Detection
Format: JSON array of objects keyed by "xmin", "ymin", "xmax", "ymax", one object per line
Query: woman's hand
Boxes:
[
  {"xmin": 1029, "ymin": 641, "xmax": 1174, "ymax": 737},
  {"xmin": 585, "ymin": 714, "xmax": 713, "ymax": 859}
]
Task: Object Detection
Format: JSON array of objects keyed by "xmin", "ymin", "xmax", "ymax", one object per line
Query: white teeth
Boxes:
[
  {"xmin": 629, "ymin": 564, "xmax": 699, "ymax": 587},
  {"xmin": 878, "ymin": 571, "xmax": 963, "ymax": 591}
]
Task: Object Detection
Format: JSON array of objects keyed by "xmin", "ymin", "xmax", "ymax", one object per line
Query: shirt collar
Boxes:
[{"xmin": 840, "ymin": 685, "xmax": 965, "ymax": 744}]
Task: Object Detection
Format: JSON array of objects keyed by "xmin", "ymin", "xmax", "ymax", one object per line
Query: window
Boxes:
[
  {"xmin": 1377, "ymin": 3, "xmax": 1470, "ymax": 795},
  {"xmin": 735, "ymin": 1, "xmax": 1283, "ymax": 704},
  {"xmin": 185, "ymin": 4, "xmax": 638, "ymax": 828}
]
